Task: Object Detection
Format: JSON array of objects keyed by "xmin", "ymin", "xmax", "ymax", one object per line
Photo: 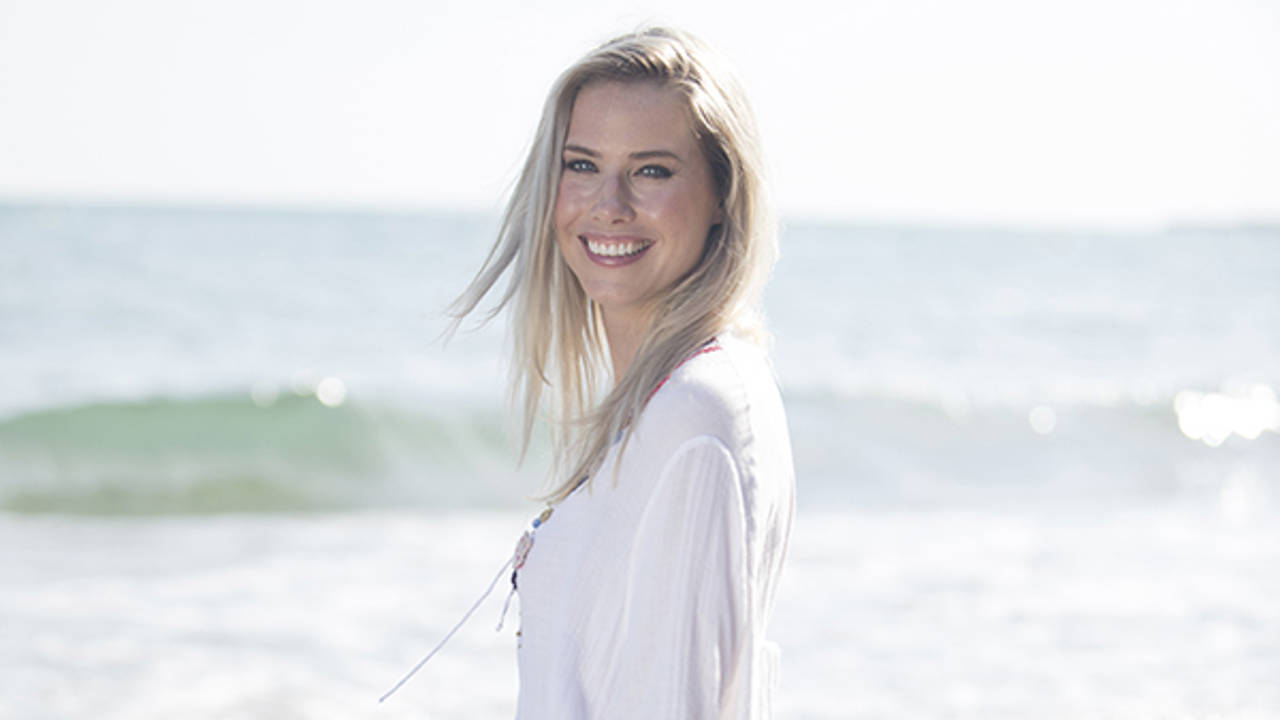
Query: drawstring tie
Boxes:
[
  {"xmin": 380, "ymin": 512, "xmax": 543, "ymax": 703},
  {"xmin": 378, "ymin": 554, "xmax": 514, "ymax": 703}
]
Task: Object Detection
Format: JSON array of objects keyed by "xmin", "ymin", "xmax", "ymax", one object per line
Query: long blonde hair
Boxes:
[{"xmin": 449, "ymin": 27, "xmax": 776, "ymax": 503}]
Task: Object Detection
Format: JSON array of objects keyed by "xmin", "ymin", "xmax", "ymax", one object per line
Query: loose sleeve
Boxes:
[{"xmin": 593, "ymin": 435, "xmax": 755, "ymax": 720}]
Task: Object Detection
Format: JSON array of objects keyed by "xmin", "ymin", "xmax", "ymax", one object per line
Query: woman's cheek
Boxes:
[
  {"xmin": 556, "ymin": 179, "xmax": 584, "ymax": 211},
  {"xmin": 554, "ymin": 181, "xmax": 579, "ymax": 226}
]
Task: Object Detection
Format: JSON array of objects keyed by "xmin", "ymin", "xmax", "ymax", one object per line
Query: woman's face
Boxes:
[{"xmin": 555, "ymin": 81, "xmax": 722, "ymax": 327}]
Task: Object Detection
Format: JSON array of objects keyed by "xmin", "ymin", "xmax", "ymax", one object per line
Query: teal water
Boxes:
[
  {"xmin": 2, "ymin": 202, "xmax": 1277, "ymax": 513},
  {"xmin": 0, "ymin": 394, "xmax": 529, "ymax": 513}
]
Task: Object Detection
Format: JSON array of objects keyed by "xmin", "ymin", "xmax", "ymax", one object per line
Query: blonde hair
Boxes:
[{"xmin": 450, "ymin": 26, "xmax": 776, "ymax": 503}]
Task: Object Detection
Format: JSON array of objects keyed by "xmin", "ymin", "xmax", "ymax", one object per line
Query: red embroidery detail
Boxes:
[{"xmin": 645, "ymin": 341, "xmax": 722, "ymax": 404}]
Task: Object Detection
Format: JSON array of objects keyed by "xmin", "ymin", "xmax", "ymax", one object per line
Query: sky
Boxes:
[{"xmin": 1, "ymin": 0, "xmax": 1277, "ymax": 229}]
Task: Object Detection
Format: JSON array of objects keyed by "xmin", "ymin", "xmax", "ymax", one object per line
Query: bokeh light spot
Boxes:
[
  {"xmin": 249, "ymin": 381, "xmax": 279, "ymax": 408},
  {"xmin": 1028, "ymin": 405, "xmax": 1057, "ymax": 435},
  {"xmin": 316, "ymin": 377, "xmax": 347, "ymax": 407}
]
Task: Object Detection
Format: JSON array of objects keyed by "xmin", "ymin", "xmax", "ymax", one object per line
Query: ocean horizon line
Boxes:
[{"xmin": 4, "ymin": 194, "xmax": 1276, "ymax": 237}]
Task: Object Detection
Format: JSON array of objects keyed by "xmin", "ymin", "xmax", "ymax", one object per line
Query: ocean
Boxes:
[{"xmin": 2, "ymin": 202, "xmax": 1278, "ymax": 718}]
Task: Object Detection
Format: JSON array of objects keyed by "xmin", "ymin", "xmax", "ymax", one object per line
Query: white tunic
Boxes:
[{"xmin": 514, "ymin": 333, "xmax": 795, "ymax": 719}]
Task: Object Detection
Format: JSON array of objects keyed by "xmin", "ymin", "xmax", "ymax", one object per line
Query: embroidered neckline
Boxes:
[{"xmin": 645, "ymin": 339, "xmax": 722, "ymax": 404}]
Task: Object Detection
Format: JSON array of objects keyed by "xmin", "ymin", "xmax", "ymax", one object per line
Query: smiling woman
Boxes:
[{"xmin": 443, "ymin": 26, "xmax": 794, "ymax": 720}]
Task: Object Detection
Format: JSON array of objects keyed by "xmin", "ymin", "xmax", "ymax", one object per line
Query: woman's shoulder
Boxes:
[
  {"xmin": 626, "ymin": 331, "xmax": 795, "ymax": 542},
  {"xmin": 634, "ymin": 332, "xmax": 784, "ymax": 456}
]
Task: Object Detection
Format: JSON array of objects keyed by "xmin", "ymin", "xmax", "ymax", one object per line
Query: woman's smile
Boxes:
[{"xmin": 579, "ymin": 234, "xmax": 654, "ymax": 264}]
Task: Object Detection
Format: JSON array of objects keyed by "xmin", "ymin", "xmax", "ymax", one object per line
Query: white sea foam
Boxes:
[{"xmin": 3, "ymin": 507, "xmax": 1277, "ymax": 719}]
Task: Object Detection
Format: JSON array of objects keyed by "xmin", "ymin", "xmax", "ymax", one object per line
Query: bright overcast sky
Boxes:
[{"xmin": 1, "ymin": 0, "xmax": 1277, "ymax": 228}]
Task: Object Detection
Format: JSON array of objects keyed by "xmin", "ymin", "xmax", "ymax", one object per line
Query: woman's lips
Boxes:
[{"xmin": 580, "ymin": 235, "xmax": 652, "ymax": 266}]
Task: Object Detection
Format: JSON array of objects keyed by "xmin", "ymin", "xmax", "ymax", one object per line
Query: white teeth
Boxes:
[{"xmin": 585, "ymin": 238, "xmax": 649, "ymax": 257}]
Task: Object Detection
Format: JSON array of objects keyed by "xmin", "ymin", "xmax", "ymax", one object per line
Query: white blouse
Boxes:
[{"xmin": 514, "ymin": 333, "xmax": 796, "ymax": 719}]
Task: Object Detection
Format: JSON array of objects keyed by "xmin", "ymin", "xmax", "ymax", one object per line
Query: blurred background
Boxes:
[{"xmin": 2, "ymin": 0, "xmax": 1278, "ymax": 718}]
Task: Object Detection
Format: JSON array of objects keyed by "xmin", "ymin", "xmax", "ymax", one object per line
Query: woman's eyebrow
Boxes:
[
  {"xmin": 629, "ymin": 149, "xmax": 682, "ymax": 162},
  {"xmin": 563, "ymin": 144, "xmax": 683, "ymax": 163}
]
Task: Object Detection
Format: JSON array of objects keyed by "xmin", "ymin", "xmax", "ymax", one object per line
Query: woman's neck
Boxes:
[{"xmin": 602, "ymin": 308, "xmax": 649, "ymax": 382}]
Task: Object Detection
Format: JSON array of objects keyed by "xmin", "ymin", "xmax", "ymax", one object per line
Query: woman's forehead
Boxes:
[{"xmin": 565, "ymin": 81, "xmax": 699, "ymax": 155}]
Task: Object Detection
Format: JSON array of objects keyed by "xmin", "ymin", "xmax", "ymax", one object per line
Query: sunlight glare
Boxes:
[{"xmin": 1174, "ymin": 383, "xmax": 1280, "ymax": 447}]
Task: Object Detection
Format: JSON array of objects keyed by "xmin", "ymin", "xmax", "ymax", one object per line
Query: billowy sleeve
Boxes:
[{"xmin": 594, "ymin": 435, "xmax": 759, "ymax": 719}]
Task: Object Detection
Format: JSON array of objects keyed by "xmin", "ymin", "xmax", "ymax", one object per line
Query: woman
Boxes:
[{"xmin": 453, "ymin": 27, "xmax": 794, "ymax": 719}]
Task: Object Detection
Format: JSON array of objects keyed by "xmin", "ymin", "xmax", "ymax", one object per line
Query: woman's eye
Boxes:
[
  {"xmin": 637, "ymin": 165, "xmax": 672, "ymax": 179},
  {"xmin": 565, "ymin": 158, "xmax": 596, "ymax": 173}
]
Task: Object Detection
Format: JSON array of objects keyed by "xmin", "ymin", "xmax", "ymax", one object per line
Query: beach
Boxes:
[{"xmin": 2, "ymin": 203, "xmax": 1278, "ymax": 718}]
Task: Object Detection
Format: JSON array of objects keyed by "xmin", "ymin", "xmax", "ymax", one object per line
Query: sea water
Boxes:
[{"xmin": 1, "ymin": 203, "xmax": 1278, "ymax": 718}]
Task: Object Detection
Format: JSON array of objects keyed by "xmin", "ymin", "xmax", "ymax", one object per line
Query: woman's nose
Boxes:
[{"xmin": 591, "ymin": 173, "xmax": 635, "ymax": 223}]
